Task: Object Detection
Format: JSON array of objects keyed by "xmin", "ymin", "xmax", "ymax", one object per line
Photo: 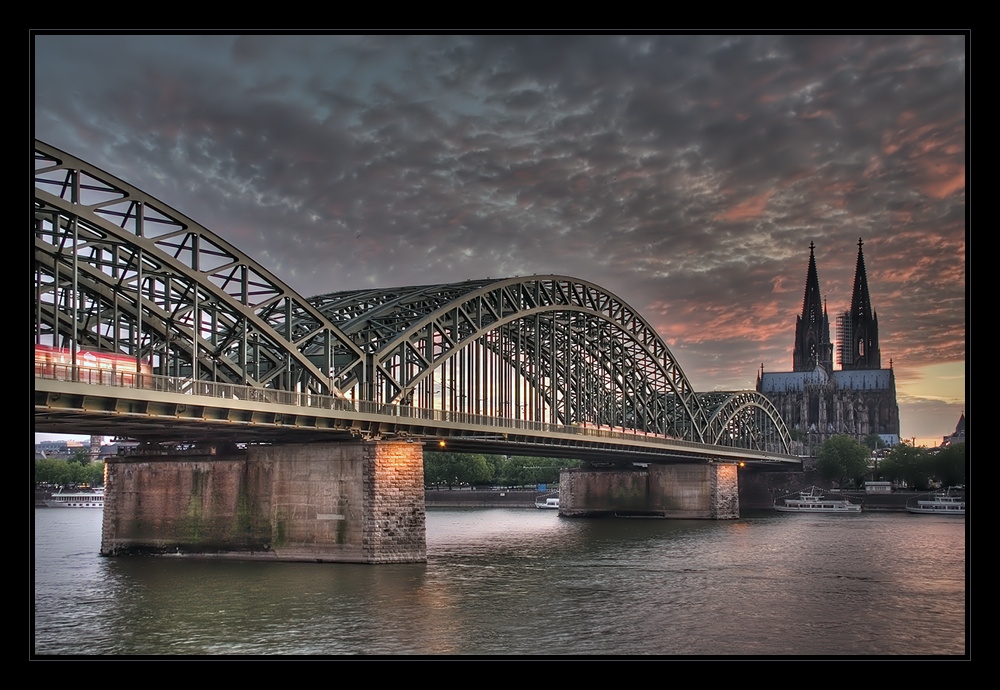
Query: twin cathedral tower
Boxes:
[{"xmin": 757, "ymin": 238, "xmax": 900, "ymax": 449}]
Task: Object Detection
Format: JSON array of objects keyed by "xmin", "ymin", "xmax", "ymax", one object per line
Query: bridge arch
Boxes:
[
  {"xmin": 308, "ymin": 277, "xmax": 713, "ymax": 442},
  {"xmin": 33, "ymin": 140, "xmax": 363, "ymax": 396},
  {"xmin": 698, "ymin": 391, "xmax": 792, "ymax": 452},
  {"xmin": 34, "ymin": 139, "xmax": 792, "ymax": 454}
]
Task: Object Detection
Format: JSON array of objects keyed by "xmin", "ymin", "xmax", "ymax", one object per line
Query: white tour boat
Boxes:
[
  {"xmin": 44, "ymin": 487, "xmax": 105, "ymax": 508},
  {"xmin": 906, "ymin": 489, "xmax": 965, "ymax": 516},
  {"xmin": 775, "ymin": 486, "xmax": 861, "ymax": 513},
  {"xmin": 535, "ymin": 496, "xmax": 560, "ymax": 509}
]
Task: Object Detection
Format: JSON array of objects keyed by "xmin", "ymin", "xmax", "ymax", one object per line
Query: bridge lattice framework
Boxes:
[{"xmin": 33, "ymin": 140, "xmax": 791, "ymax": 454}]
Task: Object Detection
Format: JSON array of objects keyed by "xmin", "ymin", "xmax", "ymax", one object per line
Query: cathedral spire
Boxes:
[
  {"xmin": 792, "ymin": 242, "xmax": 833, "ymax": 373},
  {"xmin": 842, "ymin": 237, "xmax": 881, "ymax": 370},
  {"xmin": 851, "ymin": 238, "xmax": 873, "ymax": 324}
]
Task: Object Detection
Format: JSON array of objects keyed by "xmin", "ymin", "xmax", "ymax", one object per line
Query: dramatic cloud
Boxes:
[{"xmin": 32, "ymin": 34, "xmax": 967, "ymax": 444}]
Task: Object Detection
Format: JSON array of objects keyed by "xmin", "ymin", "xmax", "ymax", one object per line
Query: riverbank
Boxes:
[
  {"xmin": 33, "ymin": 487, "xmax": 547, "ymax": 509},
  {"xmin": 37, "ymin": 486, "xmax": 958, "ymax": 512},
  {"xmin": 424, "ymin": 487, "xmax": 943, "ymax": 511},
  {"xmin": 425, "ymin": 489, "xmax": 542, "ymax": 508}
]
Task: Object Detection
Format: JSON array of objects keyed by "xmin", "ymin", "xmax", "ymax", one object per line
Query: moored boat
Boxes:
[
  {"xmin": 43, "ymin": 487, "xmax": 104, "ymax": 508},
  {"xmin": 906, "ymin": 488, "xmax": 965, "ymax": 516},
  {"xmin": 775, "ymin": 486, "xmax": 861, "ymax": 513},
  {"xmin": 535, "ymin": 496, "xmax": 560, "ymax": 509}
]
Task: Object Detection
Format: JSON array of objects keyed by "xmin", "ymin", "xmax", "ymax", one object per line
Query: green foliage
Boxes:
[
  {"xmin": 423, "ymin": 452, "xmax": 493, "ymax": 488},
  {"xmin": 816, "ymin": 435, "xmax": 871, "ymax": 487},
  {"xmin": 423, "ymin": 452, "xmax": 579, "ymax": 488},
  {"xmin": 67, "ymin": 448, "xmax": 92, "ymax": 466},
  {"xmin": 501, "ymin": 456, "xmax": 571, "ymax": 487},
  {"xmin": 35, "ymin": 457, "xmax": 105, "ymax": 487},
  {"xmin": 932, "ymin": 443, "xmax": 966, "ymax": 487},
  {"xmin": 881, "ymin": 442, "xmax": 966, "ymax": 489},
  {"xmin": 483, "ymin": 454, "xmax": 507, "ymax": 481},
  {"xmin": 879, "ymin": 443, "xmax": 932, "ymax": 490}
]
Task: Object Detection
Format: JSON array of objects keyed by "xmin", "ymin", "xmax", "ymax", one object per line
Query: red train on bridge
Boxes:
[{"xmin": 34, "ymin": 344, "xmax": 152, "ymax": 387}]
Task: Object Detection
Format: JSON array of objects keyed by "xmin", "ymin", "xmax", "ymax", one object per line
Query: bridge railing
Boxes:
[{"xmin": 35, "ymin": 363, "xmax": 766, "ymax": 455}]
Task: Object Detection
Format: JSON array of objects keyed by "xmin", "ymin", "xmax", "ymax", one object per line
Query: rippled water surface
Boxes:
[{"xmin": 34, "ymin": 507, "xmax": 967, "ymax": 656}]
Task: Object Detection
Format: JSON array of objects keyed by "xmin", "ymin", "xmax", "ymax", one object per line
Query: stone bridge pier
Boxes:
[
  {"xmin": 101, "ymin": 440, "xmax": 426, "ymax": 563},
  {"xmin": 559, "ymin": 462, "xmax": 740, "ymax": 519}
]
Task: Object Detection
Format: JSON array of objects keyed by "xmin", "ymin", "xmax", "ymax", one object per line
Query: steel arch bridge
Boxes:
[{"xmin": 33, "ymin": 140, "xmax": 792, "ymax": 456}]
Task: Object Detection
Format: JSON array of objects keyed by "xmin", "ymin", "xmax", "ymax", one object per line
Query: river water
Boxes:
[{"xmin": 33, "ymin": 507, "xmax": 967, "ymax": 656}]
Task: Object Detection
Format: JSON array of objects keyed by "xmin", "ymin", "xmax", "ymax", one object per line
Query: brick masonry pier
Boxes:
[
  {"xmin": 101, "ymin": 440, "xmax": 426, "ymax": 563},
  {"xmin": 559, "ymin": 462, "xmax": 740, "ymax": 519}
]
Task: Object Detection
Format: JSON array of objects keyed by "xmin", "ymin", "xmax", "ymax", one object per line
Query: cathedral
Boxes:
[{"xmin": 757, "ymin": 239, "xmax": 900, "ymax": 453}]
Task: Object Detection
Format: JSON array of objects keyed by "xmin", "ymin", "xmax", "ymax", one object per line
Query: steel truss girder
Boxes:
[
  {"xmin": 33, "ymin": 140, "xmax": 793, "ymax": 454},
  {"xmin": 309, "ymin": 277, "xmax": 715, "ymax": 443},
  {"xmin": 699, "ymin": 391, "xmax": 792, "ymax": 453},
  {"xmin": 33, "ymin": 140, "xmax": 364, "ymax": 395}
]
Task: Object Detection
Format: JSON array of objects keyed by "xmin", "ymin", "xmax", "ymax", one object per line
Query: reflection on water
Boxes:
[{"xmin": 34, "ymin": 507, "xmax": 966, "ymax": 656}]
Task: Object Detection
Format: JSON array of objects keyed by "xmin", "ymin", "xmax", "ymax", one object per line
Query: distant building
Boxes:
[
  {"xmin": 34, "ymin": 437, "xmax": 131, "ymax": 459},
  {"xmin": 35, "ymin": 440, "xmax": 69, "ymax": 457},
  {"xmin": 941, "ymin": 414, "xmax": 966, "ymax": 447},
  {"xmin": 758, "ymin": 239, "xmax": 900, "ymax": 453}
]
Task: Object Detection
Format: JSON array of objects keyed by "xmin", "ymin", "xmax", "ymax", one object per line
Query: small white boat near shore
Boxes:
[
  {"xmin": 44, "ymin": 488, "xmax": 104, "ymax": 508},
  {"xmin": 907, "ymin": 489, "xmax": 965, "ymax": 516},
  {"xmin": 535, "ymin": 496, "xmax": 559, "ymax": 509},
  {"xmin": 775, "ymin": 486, "xmax": 861, "ymax": 513}
]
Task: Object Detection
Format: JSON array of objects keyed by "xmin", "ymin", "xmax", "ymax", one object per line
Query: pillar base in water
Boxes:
[
  {"xmin": 558, "ymin": 462, "xmax": 740, "ymax": 519},
  {"xmin": 101, "ymin": 440, "xmax": 426, "ymax": 563}
]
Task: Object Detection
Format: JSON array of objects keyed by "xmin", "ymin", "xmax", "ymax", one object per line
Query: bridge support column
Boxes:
[
  {"xmin": 101, "ymin": 440, "xmax": 426, "ymax": 563},
  {"xmin": 558, "ymin": 462, "xmax": 740, "ymax": 519}
]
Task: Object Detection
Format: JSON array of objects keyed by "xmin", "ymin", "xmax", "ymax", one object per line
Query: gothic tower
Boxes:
[
  {"xmin": 792, "ymin": 242, "xmax": 834, "ymax": 373},
  {"xmin": 840, "ymin": 238, "xmax": 881, "ymax": 370},
  {"xmin": 758, "ymin": 239, "xmax": 900, "ymax": 452}
]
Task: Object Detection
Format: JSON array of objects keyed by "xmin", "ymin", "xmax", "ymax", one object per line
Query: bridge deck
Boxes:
[{"xmin": 35, "ymin": 373, "xmax": 798, "ymax": 466}]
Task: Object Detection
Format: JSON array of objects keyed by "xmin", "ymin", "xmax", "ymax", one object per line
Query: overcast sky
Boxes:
[{"xmin": 32, "ymin": 34, "xmax": 967, "ymax": 445}]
